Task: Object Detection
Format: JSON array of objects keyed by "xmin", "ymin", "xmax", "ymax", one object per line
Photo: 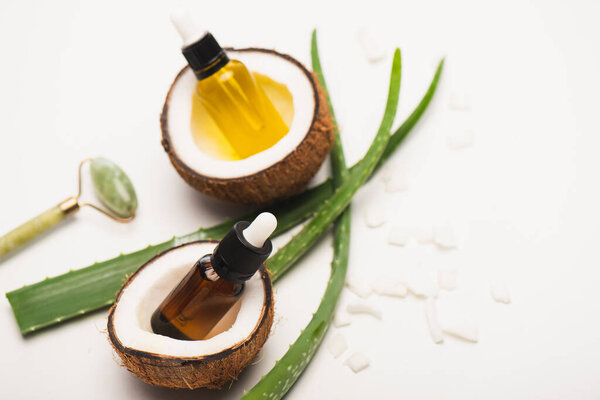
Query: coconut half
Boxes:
[
  {"xmin": 161, "ymin": 48, "xmax": 334, "ymax": 205},
  {"xmin": 107, "ymin": 241, "xmax": 274, "ymax": 389}
]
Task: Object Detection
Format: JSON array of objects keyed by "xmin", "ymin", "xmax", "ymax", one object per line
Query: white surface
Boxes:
[
  {"xmin": 170, "ymin": 8, "xmax": 204, "ymax": 47},
  {"xmin": 372, "ymin": 277, "xmax": 408, "ymax": 298},
  {"xmin": 1, "ymin": 0, "xmax": 600, "ymax": 399},
  {"xmin": 437, "ymin": 268, "xmax": 458, "ymax": 291},
  {"xmin": 242, "ymin": 212, "xmax": 276, "ymax": 248},
  {"xmin": 387, "ymin": 225, "xmax": 411, "ymax": 246},
  {"xmin": 111, "ymin": 242, "xmax": 265, "ymax": 357}
]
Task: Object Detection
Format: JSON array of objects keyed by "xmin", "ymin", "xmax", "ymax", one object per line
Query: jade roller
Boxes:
[{"xmin": 0, "ymin": 157, "xmax": 138, "ymax": 260}]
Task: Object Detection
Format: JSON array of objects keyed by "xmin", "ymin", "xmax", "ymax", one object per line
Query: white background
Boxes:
[{"xmin": 1, "ymin": 0, "xmax": 599, "ymax": 399}]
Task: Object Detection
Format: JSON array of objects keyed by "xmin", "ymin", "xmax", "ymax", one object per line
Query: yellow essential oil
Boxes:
[
  {"xmin": 171, "ymin": 17, "xmax": 290, "ymax": 160},
  {"xmin": 190, "ymin": 71, "xmax": 295, "ymax": 161},
  {"xmin": 195, "ymin": 60, "xmax": 289, "ymax": 159}
]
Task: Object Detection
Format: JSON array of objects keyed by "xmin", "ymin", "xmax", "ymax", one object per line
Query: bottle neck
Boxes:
[
  {"xmin": 190, "ymin": 52, "xmax": 229, "ymax": 80},
  {"xmin": 181, "ymin": 32, "xmax": 230, "ymax": 80},
  {"xmin": 197, "ymin": 255, "xmax": 220, "ymax": 281},
  {"xmin": 196, "ymin": 254, "xmax": 245, "ymax": 297}
]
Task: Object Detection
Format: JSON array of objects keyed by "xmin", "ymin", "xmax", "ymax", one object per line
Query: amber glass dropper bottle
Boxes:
[
  {"xmin": 171, "ymin": 9, "xmax": 289, "ymax": 159},
  {"xmin": 151, "ymin": 213, "xmax": 277, "ymax": 340}
]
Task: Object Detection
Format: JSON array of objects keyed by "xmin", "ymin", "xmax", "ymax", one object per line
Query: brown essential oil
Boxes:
[
  {"xmin": 151, "ymin": 255, "xmax": 244, "ymax": 340},
  {"xmin": 151, "ymin": 213, "xmax": 276, "ymax": 341}
]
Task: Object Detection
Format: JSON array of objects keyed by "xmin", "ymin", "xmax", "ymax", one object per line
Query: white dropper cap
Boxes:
[
  {"xmin": 243, "ymin": 212, "xmax": 277, "ymax": 248},
  {"xmin": 170, "ymin": 8, "xmax": 204, "ymax": 47}
]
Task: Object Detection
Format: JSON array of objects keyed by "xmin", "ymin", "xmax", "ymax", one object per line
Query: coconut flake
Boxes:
[
  {"xmin": 415, "ymin": 226, "xmax": 434, "ymax": 244},
  {"xmin": 443, "ymin": 318, "xmax": 479, "ymax": 343},
  {"xmin": 425, "ymin": 300, "xmax": 444, "ymax": 344},
  {"xmin": 356, "ymin": 28, "xmax": 385, "ymax": 63},
  {"xmin": 346, "ymin": 303, "xmax": 382, "ymax": 320},
  {"xmin": 433, "ymin": 224, "xmax": 458, "ymax": 249},
  {"xmin": 437, "ymin": 269, "xmax": 458, "ymax": 291},
  {"xmin": 446, "ymin": 130, "xmax": 474, "ymax": 150},
  {"xmin": 407, "ymin": 271, "xmax": 438, "ymax": 298},
  {"xmin": 345, "ymin": 352, "xmax": 370, "ymax": 373},
  {"xmin": 384, "ymin": 172, "xmax": 408, "ymax": 193},
  {"xmin": 327, "ymin": 333, "xmax": 348, "ymax": 358},
  {"xmin": 388, "ymin": 226, "xmax": 411, "ymax": 246},
  {"xmin": 372, "ymin": 277, "xmax": 407, "ymax": 298},
  {"xmin": 490, "ymin": 280, "xmax": 511, "ymax": 304},
  {"xmin": 364, "ymin": 204, "xmax": 386, "ymax": 228},
  {"xmin": 449, "ymin": 91, "xmax": 470, "ymax": 111},
  {"xmin": 333, "ymin": 313, "xmax": 351, "ymax": 328},
  {"xmin": 345, "ymin": 276, "xmax": 372, "ymax": 298}
]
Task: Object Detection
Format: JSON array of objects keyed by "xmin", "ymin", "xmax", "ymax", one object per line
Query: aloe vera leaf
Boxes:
[
  {"xmin": 6, "ymin": 57, "xmax": 442, "ymax": 335},
  {"xmin": 242, "ymin": 30, "xmax": 351, "ymax": 400},
  {"xmin": 0, "ymin": 205, "xmax": 65, "ymax": 259},
  {"xmin": 379, "ymin": 59, "xmax": 444, "ymax": 167},
  {"xmin": 90, "ymin": 157, "xmax": 138, "ymax": 219},
  {"xmin": 268, "ymin": 48, "xmax": 401, "ymax": 282},
  {"xmin": 4, "ymin": 189, "xmax": 330, "ymax": 334}
]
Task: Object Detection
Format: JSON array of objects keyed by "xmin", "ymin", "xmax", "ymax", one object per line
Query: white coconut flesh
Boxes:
[
  {"xmin": 167, "ymin": 50, "xmax": 316, "ymax": 179},
  {"xmin": 111, "ymin": 242, "xmax": 266, "ymax": 358}
]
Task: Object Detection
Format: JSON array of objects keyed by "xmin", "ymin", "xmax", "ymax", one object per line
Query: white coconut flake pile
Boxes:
[
  {"xmin": 345, "ymin": 276, "xmax": 372, "ymax": 298},
  {"xmin": 490, "ymin": 280, "xmax": 511, "ymax": 304},
  {"xmin": 333, "ymin": 313, "xmax": 351, "ymax": 328},
  {"xmin": 443, "ymin": 318, "xmax": 479, "ymax": 343},
  {"xmin": 446, "ymin": 129, "xmax": 474, "ymax": 150},
  {"xmin": 372, "ymin": 277, "xmax": 408, "ymax": 298},
  {"xmin": 364, "ymin": 203, "xmax": 386, "ymax": 228},
  {"xmin": 346, "ymin": 303, "xmax": 382, "ymax": 320},
  {"xmin": 345, "ymin": 352, "xmax": 370, "ymax": 373},
  {"xmin": 425, "ymin": 300, "xmax": 444, "ymax": 344},
  {"xmin": 437, "ymin": 269, "xmax": 458, "ymax": 291},
  {"xmin": 388, "ymin": 226, "xmax": 411, "ymax": 246},
  {"xmin": 433, "ymin": 224, "xmax": 458, "ymax": 249},
  {"xmin": 356, "ymin": 28, "xmax": 385, "ymax": 63},
  {"xmin": 327, "ymin": 333, "xmax": 348, "ymax": 358}
]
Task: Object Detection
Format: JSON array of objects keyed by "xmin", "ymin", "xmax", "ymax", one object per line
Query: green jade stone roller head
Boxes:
[{"xmin": 0, "ymin": 157, "xmax": 137, "ymax": 260}]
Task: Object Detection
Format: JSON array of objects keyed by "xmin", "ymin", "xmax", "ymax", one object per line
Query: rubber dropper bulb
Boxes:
[
  {"xmin": 170, "ymin": 8, "xmax": 204, "ymax": 46},
  {"xmin": 242, "ymin": 212, "xmax": 277, "ymax": 248}
]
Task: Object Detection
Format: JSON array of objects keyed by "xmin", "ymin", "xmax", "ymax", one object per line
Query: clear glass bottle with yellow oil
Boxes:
[{"xmin": 171, "ymin": 10, "xmax": 288, "ymax": 159}]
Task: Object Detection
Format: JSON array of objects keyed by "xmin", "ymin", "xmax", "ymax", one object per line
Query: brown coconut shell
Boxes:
[
  {"xmin": 160, "ymin": 47, "xmax": 334, "ymax": 205},
  {"xmin": 107, "ymin": 241, "xmax": 274, "ymax": 389}
]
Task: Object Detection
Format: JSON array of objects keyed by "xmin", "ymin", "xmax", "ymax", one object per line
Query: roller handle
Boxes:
[{"xmin": 0, "ymin": 199, "xmax": 75, "ymax": 260}]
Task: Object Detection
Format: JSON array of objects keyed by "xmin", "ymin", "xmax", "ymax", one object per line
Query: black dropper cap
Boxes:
[
  {"xmin": 182, "ymin": 33, "xmax": 230, "ymax": 80},
  {"xmin": 210, "ymin": 221, "xmax": 273, "ymax": 284}
]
